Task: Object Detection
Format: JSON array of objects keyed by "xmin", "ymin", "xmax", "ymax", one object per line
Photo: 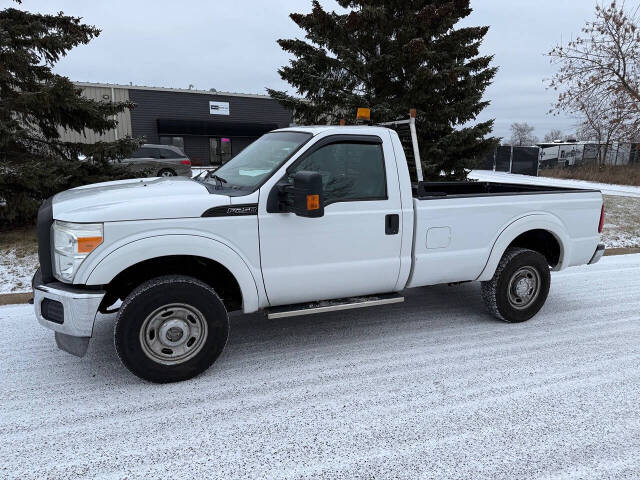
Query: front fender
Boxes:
[
  {"xmin": 476, "ymin": 214, "xmax": 570, "ymax": 282},
  {"xmin": 81, "ymin": 234, "xmax": 261, "ymax": 313}
]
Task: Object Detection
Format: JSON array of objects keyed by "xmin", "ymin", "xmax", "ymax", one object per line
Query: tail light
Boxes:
[
  {"xmin": 181, "ymin": 159, "xmax": 191, "ymax": 166},
  {"xmin": 598, "ymin": 203, "xmax": 605, "ymax": 233}
]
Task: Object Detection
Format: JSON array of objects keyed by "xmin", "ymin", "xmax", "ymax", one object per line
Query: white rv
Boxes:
[{"xmin": 538, "ymin": 141, "xmax": 634, "ymax": 167}]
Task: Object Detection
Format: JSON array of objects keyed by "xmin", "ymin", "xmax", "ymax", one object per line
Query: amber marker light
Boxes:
[
  {"xmin": 77, "ymin": 236, "xmax": 103, "ymax": 254},
  {"xmin": 307, "ymin": 194, "xmax": 320, "ymax": 210},
  {"xmin": 356, "ymin": 108, "xmax": 370, "ymax": 121}
]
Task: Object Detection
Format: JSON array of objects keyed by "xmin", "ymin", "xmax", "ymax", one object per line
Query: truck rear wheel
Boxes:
[
  {"xmin": 114, "ymin": 275, "xmax": 229, "ymax": 383},
  {"xmin": 481, "ymin": 247, "xmax": 550, "ymax": 323}
]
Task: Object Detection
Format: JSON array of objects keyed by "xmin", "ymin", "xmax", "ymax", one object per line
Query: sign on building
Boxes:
[{"xmin": 209, "ymin": 101, "xmax": 230, "ymax": 116}]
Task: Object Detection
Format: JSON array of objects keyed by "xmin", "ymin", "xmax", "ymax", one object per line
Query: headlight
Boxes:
[{"xmin": 52, "ymin": 221, "xmax": 103, "ymax": 282}]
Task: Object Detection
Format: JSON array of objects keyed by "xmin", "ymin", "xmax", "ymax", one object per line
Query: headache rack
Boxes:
[{"xmin": 377, "ymin": 109, "xmax": 424, "ymax": 183}]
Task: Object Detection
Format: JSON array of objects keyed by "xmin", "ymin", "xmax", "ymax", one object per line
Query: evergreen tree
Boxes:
[
  {"xmin": 268, "ymin": 0, "xmax": 498, "ymax": 180},
  {"xmin": 0, "ymin": 1, "xmax": 140, "ymax": 227}
]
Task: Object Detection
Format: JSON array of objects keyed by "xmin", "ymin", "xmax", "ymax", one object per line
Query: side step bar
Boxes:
[{"xmin": 266, "ymin": 293, "xmax": 404, "ymax": 319}]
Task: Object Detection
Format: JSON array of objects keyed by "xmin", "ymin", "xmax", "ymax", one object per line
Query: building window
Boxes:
[
  {"xmin": 209, "ymin": 137, "xmax": 232, "ymax": 166},
  {"xmin": 160, "ymin": 136, "xmax": 184, "ymax": 151}
]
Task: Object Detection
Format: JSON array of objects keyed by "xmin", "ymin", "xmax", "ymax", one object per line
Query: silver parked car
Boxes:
[{"xmin": 121, "ymin": 144, "xmax": 192, "ymax": 177}]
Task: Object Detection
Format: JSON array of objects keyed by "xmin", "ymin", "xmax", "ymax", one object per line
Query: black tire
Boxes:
[
  {"xmin": 481, "ymin": 247, "xmax": 551, "ymax": 323},
  {"xmin": 114, "ymin": 275, "xmax": 229, "ymax": 383},
  {"xmin": 158, "ymin": 168, "xmax": 177, "ymax": 177}
]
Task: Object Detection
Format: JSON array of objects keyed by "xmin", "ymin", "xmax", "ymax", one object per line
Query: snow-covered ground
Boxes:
[
  {"xmin": 602, "ymin": 195, "xmax": 640, "ymax": 248},
  {"xmin": 469, "ymin": 170, "xmax": 640, "ymax": 198},
  {"xmin": 2, "ymin": 254, "xmax": 639, "ymax": 479},
  {"xmin": 0, "ymin": 248, "xmax": 38, "ymax": 294}
]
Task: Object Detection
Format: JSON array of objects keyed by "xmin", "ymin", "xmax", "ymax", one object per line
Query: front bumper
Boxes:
[
  {"xmin": 33, "ymin": 270, "xmax": 105, "ymax": 356},
  {"xmin": 589, "ymin": 243, "xmax": 606, "ymax": 265}
]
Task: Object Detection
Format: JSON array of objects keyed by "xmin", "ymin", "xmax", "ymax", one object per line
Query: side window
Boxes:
[
  {"xmin": 148, "ymin": 148, "xmax": 162, "ymax": 158},
  {"xmin": 131, "ymin": 147, "xmax": 154, "ymax": 158},
  {"xmin": 289, "ymin": 141, "xmax": 386, "ymax": 204},
  {"xmin": 157, "ymin": 147, "xmax": 180, "ymax": 159}
]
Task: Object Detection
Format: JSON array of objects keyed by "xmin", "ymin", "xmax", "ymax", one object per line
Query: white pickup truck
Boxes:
[{"xmin": 34, "ymin": 114, "xmax": 606, "ymax": 382}]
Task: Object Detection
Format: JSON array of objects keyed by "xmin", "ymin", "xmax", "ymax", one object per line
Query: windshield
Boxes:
[{"xmin": 205, "ymin": 131, "xmax": 312, "ymax": 190}]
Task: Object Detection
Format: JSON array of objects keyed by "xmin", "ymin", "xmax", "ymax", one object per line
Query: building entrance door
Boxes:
[{"xmin": 209, "ymin": 137, "xmax": 232, "ymax": 166}]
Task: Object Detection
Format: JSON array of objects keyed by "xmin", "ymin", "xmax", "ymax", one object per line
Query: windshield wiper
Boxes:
[
  {"xmin": 196, "ymin": 170, "xmax": 227, "ymax": 187},
  {"xmin": 211, "ymin": 174, "xmax": 227, "ymax": 184}
]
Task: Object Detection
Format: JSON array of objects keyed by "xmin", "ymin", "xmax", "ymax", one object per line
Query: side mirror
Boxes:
[{"xmin": 292, "ymin": 171, "xmax": 324, "ymax": 218}]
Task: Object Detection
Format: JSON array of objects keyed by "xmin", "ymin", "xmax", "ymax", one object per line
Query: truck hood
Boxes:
[{"xmin": 52, "ymin": 177, "xmax": 230, "ymax": 222}]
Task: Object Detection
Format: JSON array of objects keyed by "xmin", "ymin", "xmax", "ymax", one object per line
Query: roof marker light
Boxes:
[{"xmin": 356, "ymin": 108, "xmax": 370, "ymax": 121}]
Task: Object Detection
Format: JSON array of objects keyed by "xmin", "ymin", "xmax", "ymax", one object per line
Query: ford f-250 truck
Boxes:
[{"xmin": 33, "ymin": 113, "xmax": 606, "ymax": 382}]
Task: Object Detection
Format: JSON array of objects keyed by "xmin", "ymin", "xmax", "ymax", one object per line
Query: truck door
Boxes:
[{"xmin": 258, "ymin": 134, "xmax": 403, "ymax": 306}]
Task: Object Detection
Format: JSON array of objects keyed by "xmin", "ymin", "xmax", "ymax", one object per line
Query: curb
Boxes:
[
  {"xmin": 603, "ymin": 247, "xmax": 640, "ymax": 256},
  {"xmin": 0, "ymin": 292, "xmax": 33, "ymax": 306}
]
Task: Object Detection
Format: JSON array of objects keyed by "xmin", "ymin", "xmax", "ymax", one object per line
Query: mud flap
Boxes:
[{"xmin": 55, "ymin": 332, "xmax": 90, "ymax": 357}]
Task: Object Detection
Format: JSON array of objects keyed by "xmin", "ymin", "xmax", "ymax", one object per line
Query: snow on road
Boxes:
[
  {"xmin": 469, "ymin": 169, "xmax": 640, "ymax": 198},
  {"xmin": 2, "ymin": 255, "xmax": 640, "ymax": 479}
]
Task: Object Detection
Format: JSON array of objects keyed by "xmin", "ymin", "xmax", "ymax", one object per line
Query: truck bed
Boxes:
[
  {"xmin": 413, "ymin": 181, "xmax": 599, "ymax": 199},
  {"xmin": 407, "ymin": 180, "xmax": 602, "ymax": 289}
]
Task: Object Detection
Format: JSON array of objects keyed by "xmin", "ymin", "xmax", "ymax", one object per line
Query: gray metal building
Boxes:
[{"xmin": 68, "ymin": 82, "xmax": 292, "ymax": 166}]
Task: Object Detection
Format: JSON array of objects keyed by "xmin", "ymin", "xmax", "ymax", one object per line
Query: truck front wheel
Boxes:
[
  {"xmin": 481, "ymin": 247, "xmax": 551, "ymax": 323},
  {"xmin": 114, "ymin": 275, "xmax": 229, "ymax": 383}
]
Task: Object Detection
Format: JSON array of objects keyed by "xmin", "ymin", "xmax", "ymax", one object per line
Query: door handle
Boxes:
[{"xmin": 385, "ymin": 214, "xmax": 399, "ymax": 235}]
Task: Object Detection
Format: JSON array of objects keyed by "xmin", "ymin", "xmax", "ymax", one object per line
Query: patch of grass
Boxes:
[
  {"xmin": 540, "ymin": 164, "xmax": 640, "ymax": 187},
  {"xmin": 0, "ymin": 227, "xmax": 38, "ymax": 294},
  {"xmin": 0, "ymin": 226, "xmax": 37, "ymax": 256},
  {"xmin": 602, "ymin": 195, "xmax": 640, "ymax": 248}
]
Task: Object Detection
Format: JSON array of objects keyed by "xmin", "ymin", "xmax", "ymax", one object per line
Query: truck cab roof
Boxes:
[{"xmin": 273, "ymin": 125, "xmax": 393, "ymax": 136}]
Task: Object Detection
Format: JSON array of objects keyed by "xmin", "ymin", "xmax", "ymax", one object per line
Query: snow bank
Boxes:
[{"xmin": 469, "ymin": 169, "xmax": 640, "ymax": 198}]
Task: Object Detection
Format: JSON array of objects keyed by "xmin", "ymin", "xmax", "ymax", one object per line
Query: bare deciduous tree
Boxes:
[
  {"xmin": 575, "ymin": 94, "xmax": 633, "ymax": 163},
  {"xmin": 543, "ymin": 129, "xmax": 564, "ymax": 143},
  {"xmin": 548, "ymin": 1, "xmax": 640, "ymax": 142},
  {"xmin": 508, "ymin": 122, "xmax": 538, "ymax": 146}
]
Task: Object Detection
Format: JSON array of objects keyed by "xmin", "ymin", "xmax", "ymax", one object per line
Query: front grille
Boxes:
[
  {"xmin": 36, "ymin": 197, "xmax": 54, "ymax": 283},
  {"xmin": 41, "ymin": 298, "xmax": 64, "ymax": 324}
]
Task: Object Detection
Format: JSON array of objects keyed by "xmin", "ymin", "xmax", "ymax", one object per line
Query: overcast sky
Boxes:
[{"xmin": 14, "ymin": 0, "xmax": 599, "ymax": 140}]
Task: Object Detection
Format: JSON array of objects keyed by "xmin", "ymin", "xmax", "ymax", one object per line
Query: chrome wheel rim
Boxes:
[
  {"xmin": 507, "ymin": 266, "xmax": 541, "ymax": 310},
  {"xmin": 160, "ymin": 170, "xmax": 175, "ymax": 177},
  {"xmin": 139, "ymin": 303, "xmax": 208, "ymax": 365}
]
